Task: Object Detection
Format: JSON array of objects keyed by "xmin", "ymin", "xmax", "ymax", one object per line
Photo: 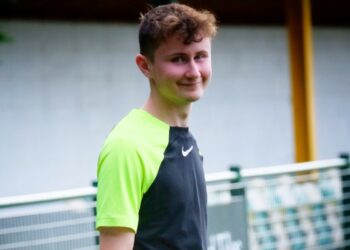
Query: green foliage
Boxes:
[{"xmin": 0, "ymin": 31, "xmax": 13, "ymax": 43}]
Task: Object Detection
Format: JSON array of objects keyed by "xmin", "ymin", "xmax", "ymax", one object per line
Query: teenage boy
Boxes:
[{"xmin": 96, "ymin": 3, "xmax": 217, "ymax": 249}]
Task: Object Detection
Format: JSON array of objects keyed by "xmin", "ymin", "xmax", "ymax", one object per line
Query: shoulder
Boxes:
[
  {"xmin": 104, "ymin": 109, "xmax": 170, "ymax": 153},
  {"xmin": 97, "ymin": 109, "xmax": 172, "ymax": 176}
]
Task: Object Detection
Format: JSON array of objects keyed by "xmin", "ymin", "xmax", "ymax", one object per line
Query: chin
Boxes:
[
  {"xmin": 184, "ymin": 94, "xmax": 203, "ymax": 103},
  {"xmin": 177, "ymin": 87, "xmax": 206, "ymax": 103}
]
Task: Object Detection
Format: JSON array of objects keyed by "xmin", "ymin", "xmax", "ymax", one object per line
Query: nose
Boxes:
[{"xmin": 185, "ymin": 60, "xmax": 200, "ymax": 79}]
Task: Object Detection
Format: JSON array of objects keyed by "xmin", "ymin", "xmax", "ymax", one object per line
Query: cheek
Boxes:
[
  {"xmin": 201, "ymin": 63, "xmax": 212, "ymax": 81},
  {"xmin": 155, "ymin": 65, "xmax": 183, "ymax": 79}
]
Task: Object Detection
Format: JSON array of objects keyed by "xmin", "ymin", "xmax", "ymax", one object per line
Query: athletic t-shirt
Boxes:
[{"xmin": 96, "ymin": 109, "xmax": 207, "ymax": 249}]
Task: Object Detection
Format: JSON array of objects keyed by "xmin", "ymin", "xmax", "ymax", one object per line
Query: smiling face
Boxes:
[{"xmin": 145, "ymin": 35, "xmax": 212, "ymax": 107}]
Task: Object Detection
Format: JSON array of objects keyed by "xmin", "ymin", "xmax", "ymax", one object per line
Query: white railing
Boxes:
[{"xmin": 0, "ymin": 156, "xmax": 349, "ymax": 250}]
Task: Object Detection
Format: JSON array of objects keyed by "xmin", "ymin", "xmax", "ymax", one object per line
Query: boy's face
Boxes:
[{"xmin": 147, "ymin": 35, "xmax": 212, "ymax": 106}]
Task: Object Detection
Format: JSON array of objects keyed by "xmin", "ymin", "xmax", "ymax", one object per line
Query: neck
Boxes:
[{"xmin": 142, "ymin": 97, "xmax": 192, "ymax": 127}]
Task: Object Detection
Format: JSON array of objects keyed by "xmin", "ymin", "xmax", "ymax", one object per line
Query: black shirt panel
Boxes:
[{"xmin": 134, "ymin": 127, "xmax": 207, "ymax": 250}]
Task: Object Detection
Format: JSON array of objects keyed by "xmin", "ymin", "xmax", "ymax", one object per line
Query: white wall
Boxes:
[
  {"xmin": 313, "ymin": 28, "xmax": 350, "ymax": 159},
  {"xmin": 0, "ymin": 21, "xmax": 349, "ymax": 196}
]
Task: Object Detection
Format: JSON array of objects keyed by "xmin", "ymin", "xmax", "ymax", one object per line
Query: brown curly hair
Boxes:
[{"xmin": 139, "ymin": 3, "xmax": 217, "ymax": 61}]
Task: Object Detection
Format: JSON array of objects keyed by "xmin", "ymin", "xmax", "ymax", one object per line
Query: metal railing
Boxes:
[
  {"xmin": 0, "ymin": 155, "xmax": 349, "ymax": 250},
  {"xmin": 0, "ymin": 188, "xmax": 98, "ymax": 250},
  {"xmin": 242, "ymin": 156, "xmax": 350, "ymax": 250}
]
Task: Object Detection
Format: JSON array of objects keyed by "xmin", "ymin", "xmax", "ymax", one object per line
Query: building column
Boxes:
[{"xmin": 285, "ymin": 0, "xmax": 317, "ymax": 162}]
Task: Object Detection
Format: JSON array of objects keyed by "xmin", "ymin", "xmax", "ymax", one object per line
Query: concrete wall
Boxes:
[{"xmin": 0, "ymin": 21, "xmax": 349, "ymax": 196}]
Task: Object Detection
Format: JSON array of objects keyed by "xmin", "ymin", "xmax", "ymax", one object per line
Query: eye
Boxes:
[
  {"xmin": 195, "ymin": 53, "xmax": 208, "ymax": 61},
  {"xmin": 171, "ymin": 56, "xmax": 187, "ymax": 64}
]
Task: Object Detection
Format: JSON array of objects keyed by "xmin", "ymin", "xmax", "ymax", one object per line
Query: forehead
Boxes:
[{"xmin": 154, "ymin": 35, "xmax": 211, "ymax": 57}]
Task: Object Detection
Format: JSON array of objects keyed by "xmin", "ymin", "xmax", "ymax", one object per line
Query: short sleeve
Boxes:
[{"xmin": 96, "ymin": 138, "xmax": 143, "ymax": 232}]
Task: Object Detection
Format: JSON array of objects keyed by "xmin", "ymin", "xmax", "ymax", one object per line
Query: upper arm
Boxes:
[
  {"xmin": 96, "ymin": 139, "xmax": 144, "ymax": 231},
  {"xmin": 99, "ymin": 227, "xmax": 135, "ymax": 250}
]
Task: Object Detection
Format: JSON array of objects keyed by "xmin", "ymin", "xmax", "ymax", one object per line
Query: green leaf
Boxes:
[{"xmin": 0, "ymin": 31, "xmax": 13, "ymax": 43}]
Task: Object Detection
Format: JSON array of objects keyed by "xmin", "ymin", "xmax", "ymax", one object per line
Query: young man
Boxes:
[{"xmin": 96, "ymin": 3, "xmax": 217, "ymax": 249}]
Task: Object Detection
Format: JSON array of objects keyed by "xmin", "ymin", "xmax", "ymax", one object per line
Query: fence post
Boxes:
[
  {"xmin": 229, "ymin": 165, "xmax": 250, "ymax": 250},
  {"xmin": 229, "ymin": 165, "xmax": 243, "ymax": 197},
  {"xmin": 92, "ymin": 180, "xmax": 99, "ymax": 246},
  {"xmin": 340, "ymin": 153, "xmax": 350, "ymax": 244}
]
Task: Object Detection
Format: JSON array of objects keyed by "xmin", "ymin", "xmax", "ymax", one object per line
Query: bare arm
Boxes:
[{"xmin": 99, "ymin": 227, "xmax": 135, "ymax": 250}]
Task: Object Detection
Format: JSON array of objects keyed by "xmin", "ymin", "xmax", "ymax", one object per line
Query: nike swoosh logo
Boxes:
[{"xmin": 182, "ymin": 145, "xmax": 193, "ymax": 157}]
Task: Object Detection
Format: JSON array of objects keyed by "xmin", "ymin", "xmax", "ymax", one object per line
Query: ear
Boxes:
[{"xmin": 136, "ymin": 54, "xmax": 152, "ymax": 78}]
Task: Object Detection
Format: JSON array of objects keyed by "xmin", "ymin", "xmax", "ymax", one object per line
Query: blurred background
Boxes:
[{"xmin": 0, "ymin": 0, "xmax": 349, "ymax": 197}]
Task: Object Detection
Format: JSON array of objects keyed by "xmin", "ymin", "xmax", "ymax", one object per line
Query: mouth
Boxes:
[{"xmin": 177, "ymin": 82, "xmax": 201, "ymax": 86}]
